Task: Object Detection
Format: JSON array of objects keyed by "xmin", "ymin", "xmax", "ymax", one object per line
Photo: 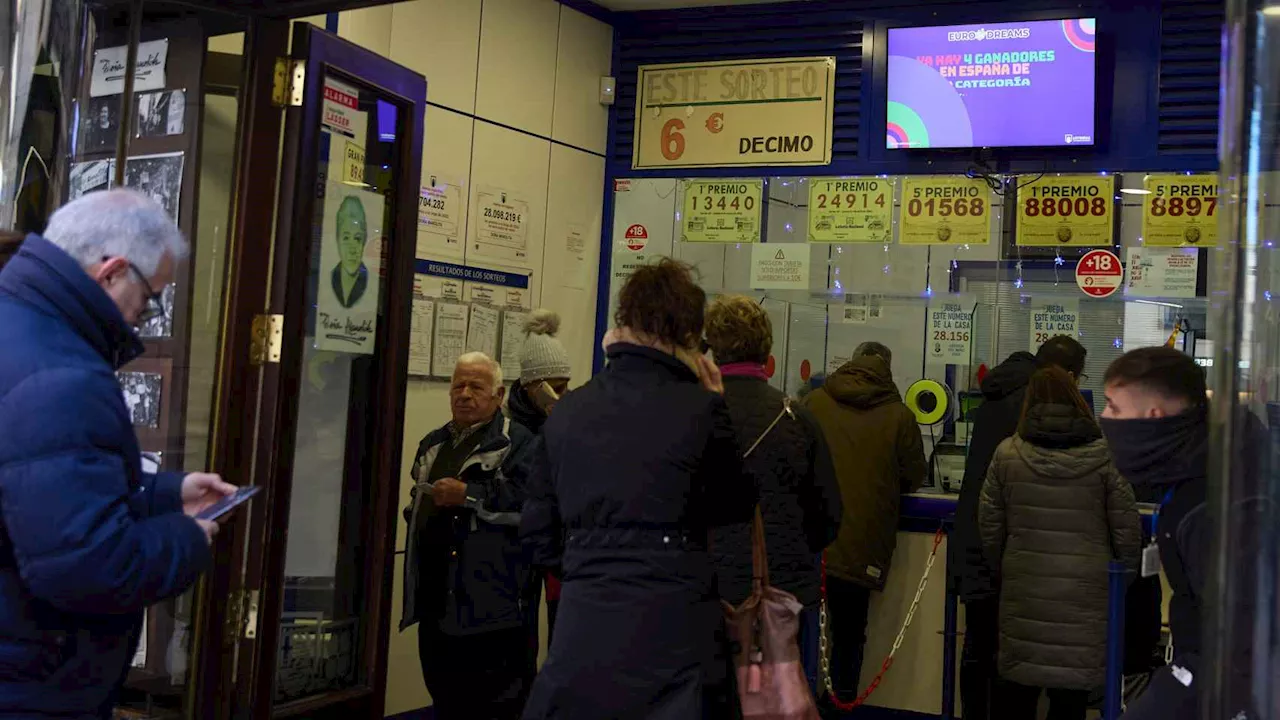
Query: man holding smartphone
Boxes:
[{"xmin": 0, "ymin": 190, "xmax": 236, "ymax": 718}]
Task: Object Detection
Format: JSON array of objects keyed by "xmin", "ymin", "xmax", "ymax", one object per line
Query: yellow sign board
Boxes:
[
  {"xmin": 899, "ymin": 177, "xmax": 992, "ymax": 246},
  {"xmin": 681, "ymin": 179, "xmax": 762, "ymax": 243},
  {"xmin": 633, "ymin": 57, "xmax": 836, "ymax": 169},
  {"xmin": 807, "ymin": 177, "xmax": 894, "ymax": 243},
  {"xmin": 1015, "ymin": 175, "xmax": 1114, "ymax": 246},
  {"xmin": 1142, "ymin": 174, "xmax": 1219, "ymax": 247}
]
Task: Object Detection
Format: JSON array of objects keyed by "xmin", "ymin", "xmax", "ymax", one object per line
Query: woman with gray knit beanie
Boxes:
[{"xmin": 506, "ymin": 309, "xmax": 572, "ymax": 654}]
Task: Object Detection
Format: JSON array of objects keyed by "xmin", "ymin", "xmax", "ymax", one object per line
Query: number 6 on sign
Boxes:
[{"xmin": 662, "ymin": 119, "xmax": 685, "ymax": 161}]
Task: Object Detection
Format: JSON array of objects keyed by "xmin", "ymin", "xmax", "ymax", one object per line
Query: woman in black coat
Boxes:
[
  {"xmin": 702, "ymin": 295, "xmax": 841, "ymax": 666},
  {"xmin": 520, "ymin": 259, "xmax": 757, "ymax": 719}
]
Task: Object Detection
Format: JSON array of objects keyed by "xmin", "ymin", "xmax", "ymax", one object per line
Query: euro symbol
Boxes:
[{"xmin": 705, "ymin": 112, "xmax": 725, "ymax": 134}]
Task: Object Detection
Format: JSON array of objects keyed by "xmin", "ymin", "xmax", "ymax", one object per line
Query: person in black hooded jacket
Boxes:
[{"xmin": 951, "ymin": 337, "xmax": 1085, "ymax": 720}]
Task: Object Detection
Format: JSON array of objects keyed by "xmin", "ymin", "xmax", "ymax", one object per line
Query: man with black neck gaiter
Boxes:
[{"xmin": 1100, "ymin": 347, "xmax": 1256, "ymax": 720}]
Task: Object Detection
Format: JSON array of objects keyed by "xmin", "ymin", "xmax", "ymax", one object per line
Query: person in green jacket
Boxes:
[{"xmin": 803, "ymin": 341, "xmax": 926, "ymax": 711}]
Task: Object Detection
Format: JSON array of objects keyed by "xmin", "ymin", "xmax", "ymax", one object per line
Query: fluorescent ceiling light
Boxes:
[{"xmin": 1120, "ymin": 188, "xmax": 1153, "ymax": 195}]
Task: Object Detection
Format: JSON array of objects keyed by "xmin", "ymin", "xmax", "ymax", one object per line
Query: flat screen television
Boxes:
[{"xmin": 886, "ymin": 19, "xmax": 1097, "ymax": 149}]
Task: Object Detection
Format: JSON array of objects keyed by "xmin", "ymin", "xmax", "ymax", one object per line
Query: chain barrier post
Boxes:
[
  {"xmin": 1103, "ymin": 560, "xmax": 1128, "ymax": 720},
  {"xmin": 941, "ymin": 568, "xmax": 958, "ymax": 720}
]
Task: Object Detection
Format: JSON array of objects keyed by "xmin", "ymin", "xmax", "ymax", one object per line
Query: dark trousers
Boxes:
[
  {"xmin": 960, "ymin": 596, "xmax": 1000, "ymax": 720},
  {"xmin": 418, "ymin": 623, "xmax": 532, "ymax": 720},
  {"xmin": 1002, "ymin": 681, "xmax": 1089, "ymax": 720},
  {"xmin": 824, "ymin": 576, "xmax": 871, "ymax": 700}
]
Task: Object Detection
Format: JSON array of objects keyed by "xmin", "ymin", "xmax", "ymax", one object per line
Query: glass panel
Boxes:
[
  {"xmin": 97, "ymin": 6, "xmax": 247, "ymax": 719},
  {"xmin": 272, "ymin": 71, "xmax": 401, "ymax": 705}
]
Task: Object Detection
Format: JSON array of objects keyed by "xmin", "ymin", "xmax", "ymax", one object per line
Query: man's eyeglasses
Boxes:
[{"xmin": 129, "ymin": 263, "xmax": 166, "ymax": 324}]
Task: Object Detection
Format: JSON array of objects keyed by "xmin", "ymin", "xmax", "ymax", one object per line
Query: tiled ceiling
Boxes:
[{"xmin": 590, "ymin": 0, "xmax": 803, "ymax": 10}]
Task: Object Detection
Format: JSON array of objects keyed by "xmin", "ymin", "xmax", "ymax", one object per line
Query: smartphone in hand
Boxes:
[{"xmin": 196, "ymin": 486, "xmax": 261, "ymax": 522}]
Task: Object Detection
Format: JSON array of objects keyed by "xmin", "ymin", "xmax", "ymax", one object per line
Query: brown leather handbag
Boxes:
[{"xmin": 721, "ymin": 398, "xmax": 821, "ymax": 720}]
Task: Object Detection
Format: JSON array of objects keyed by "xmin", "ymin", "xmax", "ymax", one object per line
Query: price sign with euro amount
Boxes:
[
  {"xmin": 900, "ymin": 177, "xmax": 992, "ymax": 246},
  {"xmin": 1016, "ymin": 175, "xmax": 1114, "ymax": 246},
  {"xmin": 682, "ymin": 180, "xmax": 762, "ymax": 243},
  {"xmin": 1142, "ymin": 174, "xmax": 1219, "ymax": 247},
  {"xmin": 807, "ymin": 177, "xmax": 894, "ymax": 243}
]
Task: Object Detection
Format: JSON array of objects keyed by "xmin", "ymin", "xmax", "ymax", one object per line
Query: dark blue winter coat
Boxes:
[
  {"xmin": 520, "ymin": 344, "xmax": 757, "ymax": 719},
  {"xmin": 0, "ymin": 236, "xmax": 210, "ymax": 719}
]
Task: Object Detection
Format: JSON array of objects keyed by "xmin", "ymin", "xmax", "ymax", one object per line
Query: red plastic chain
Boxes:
[{"xmin": 819, "ymin": 527, "xmax": 946, "ymax": 711}]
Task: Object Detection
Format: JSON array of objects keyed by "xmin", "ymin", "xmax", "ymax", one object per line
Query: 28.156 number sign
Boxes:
[{"xmin": 899, "ymin": 176, "xmax": 992, "ymax": 246}]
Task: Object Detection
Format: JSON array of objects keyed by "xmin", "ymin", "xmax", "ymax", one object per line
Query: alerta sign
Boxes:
[{"xmin": 633, "ymin": 57, "xmax": 836, "ymax": 169}]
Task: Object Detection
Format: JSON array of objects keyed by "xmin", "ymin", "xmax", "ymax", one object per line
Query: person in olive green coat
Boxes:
[
  {"xmin": 803, "ymin": 342, "xmax": 926, "ymax": 707},
  {"xmin": 979, "ymin": 367, "xmax": 1141, "ymax": 720}
]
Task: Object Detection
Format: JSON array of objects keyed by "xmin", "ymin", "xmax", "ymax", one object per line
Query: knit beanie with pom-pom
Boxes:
[{"xmin": 519, "ymin": 309, "xmax": 572, "ymax": 384}]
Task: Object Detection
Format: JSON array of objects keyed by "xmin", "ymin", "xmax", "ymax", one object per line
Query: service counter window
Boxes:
[{"xmin": 607, "ymin": 171, "xmax": 1215, "ymax": 494}]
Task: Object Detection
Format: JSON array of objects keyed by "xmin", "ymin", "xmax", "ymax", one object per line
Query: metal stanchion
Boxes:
[
  {"xmin": 941, "ymin": 585, "xmax": 958, "ymax": 720},
  {"xmin": 1103, "ymin": 560, "xmax": 1128, "ymax": 720}
]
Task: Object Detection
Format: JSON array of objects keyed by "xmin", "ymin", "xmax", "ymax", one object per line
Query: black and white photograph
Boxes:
[
  {"xmin": 117, "ymin": 371, "xmax": 163, "ymax": 428},
  {"xmin": 80, "ymin": 96, "xmax": 119, "ymax": 154},
  {"xmin": 124, "ymin": 152, "xmax": 184, "ymax": 224},
  {"xmin": 68, "ymin": 160, "xmax": 113, "ymax": 200},
  {"xmin": 135, "ymin": 89, "xmax": 185, "ymax": 138},
  {"xmin": 140, "ymin": 452, "xmax": 164, "ymax": 473},
  {"xmin": 137, "ymin": 283, "xmax": 176, "ymax": 339}
]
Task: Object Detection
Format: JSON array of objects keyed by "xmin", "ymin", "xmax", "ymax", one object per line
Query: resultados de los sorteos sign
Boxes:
[{"xmin": 633, "ymin": 57, "xmax": 836, "ymax": 169}]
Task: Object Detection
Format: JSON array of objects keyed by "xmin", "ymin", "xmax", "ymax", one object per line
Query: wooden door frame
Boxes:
[
  {"xmin": 235, "ymin": 23, "xmax": 424, "ymax": 719},
  {"xmin": 187, "ymin": 14, "xmax": 291, "ymax": 720}
]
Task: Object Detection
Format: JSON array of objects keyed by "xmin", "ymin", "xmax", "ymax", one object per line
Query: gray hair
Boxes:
[
  {"xmin": 44, "ymin": 189, "xmax": 188, "ymax": 276},
  {"xmin": 855, "ymin": 341, "xmax": 892, "ymax": 365},
  {"xmin": 456, "ymin": 351, "xmax": 503, "ymax": 388}
]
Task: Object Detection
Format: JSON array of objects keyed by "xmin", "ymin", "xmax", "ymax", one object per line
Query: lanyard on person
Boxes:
[{"xmin": 1142, "ymin": 488, "xmax": 1176, "ymax": 578}]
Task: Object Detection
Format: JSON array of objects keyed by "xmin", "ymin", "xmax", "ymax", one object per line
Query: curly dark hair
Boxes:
[
  {"xmin": 614, "ymin": 257, "xmax": 706, "ymax": 347},
  {"xmin": 705, "ymin": 294, "xmax": 771, "ymax": 365}
]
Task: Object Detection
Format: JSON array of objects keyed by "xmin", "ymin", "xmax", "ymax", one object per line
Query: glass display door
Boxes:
[{"xmin": 230, "ymin": 24, "xmax": 424, "ymax": 719}]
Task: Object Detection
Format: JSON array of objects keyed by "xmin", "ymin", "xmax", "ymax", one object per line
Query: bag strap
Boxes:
[{"xmin": 751, "ymin": 506, "xmax": 770, "ymax": 591}]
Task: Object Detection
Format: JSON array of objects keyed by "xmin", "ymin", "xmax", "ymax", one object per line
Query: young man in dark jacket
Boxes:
[
  {"xmin": 0, "ymin": 191, "xmax": 234, "ymax": 719},
  {"xmin": 951, "ymin": 336, "xmax": 1085, "ymax": 720},
  {"xmin": 1102, "ymin": 348, "xmax": 1259, "ymax": 720},
  {"xmin": 401, "ymin": 352, "xmax": 536, "ymax": 720},
  {"xmin": 804, "ymin": 342, "xmax": 926, "ymax": 709}
]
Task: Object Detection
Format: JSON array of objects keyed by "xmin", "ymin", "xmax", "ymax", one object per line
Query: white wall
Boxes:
[{"xmin": 328, "ymin": 2, "xmax": 611, "ymax": 715}]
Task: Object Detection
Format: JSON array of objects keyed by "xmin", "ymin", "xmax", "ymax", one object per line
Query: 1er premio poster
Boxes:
[{"xmin": 316, "ymin": 183, "xmax": 384, "ymax": 355}]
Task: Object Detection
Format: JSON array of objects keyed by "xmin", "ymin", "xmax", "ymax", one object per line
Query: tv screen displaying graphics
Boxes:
[{"xmin": 886, "ymin": 19, "xmax": 1097, "ymax": 149}]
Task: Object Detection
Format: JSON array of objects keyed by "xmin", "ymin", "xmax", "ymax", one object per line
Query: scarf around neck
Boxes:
[{"xmin": 1099, "ymin": 405, "xmax": 1208, "ymax": 489}]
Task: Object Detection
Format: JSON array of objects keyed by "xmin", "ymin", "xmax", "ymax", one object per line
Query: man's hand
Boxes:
[
  {"xmin": 432, "ymin": 478, "xmax": 468, "ymax": 507},
  {"xmin": 195, "ymin": 519, "xmax": 219, "ymax": 545},
  {"xmin": 182, "ymin": 473, "xmax": 237, "ymax": 517}
]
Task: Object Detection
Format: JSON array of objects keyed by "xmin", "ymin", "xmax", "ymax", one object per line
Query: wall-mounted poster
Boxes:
[
  {"xmin": 1029, "ymin": 300, "xmax": 1080, "ymax": 352},
  {"xmin": 900, "ymin": 176, "xmax": 992, "ymax": 246},
  {"xmin": 137, "ymin": 284, "xmax": 176, "ymax": 339},
  {"xmin": 135, "ymin": 89, "xmax": 186, "ymax": 138},
  {"xmin": 471, "ymin": 188, "xmax": 531, "ymax": 268},
  {"xmin": 927, "ymin": 299, "xmax": 975, "ymax": 362},
  {"xmin": 124, "ymin": 152, "xmax": 184, "ymax": 223},
  {"xmin": 117, "ymin": 371, "xmax": 163, "ymax": 428},
  {"xmin": 807, "ymin": 177, "xmax": 894, "ymax": 243},
  {"xmin": 417, "ymin": 174, "xmax": 464, "ymax": 260},
  {"xmin": 91, "ymin": 39, "xmax": 169, "ymax": 97},
  {"xmin": 1141, "ymin": 174, "xmax": 1219, "ymax": 247},
  {"xmin": 68, "ymin": 160, "xmax": 114, "ymax": 200},
  {"xmin": 315, "ymin": 183, "xmax": 384, "ymax": 355},
  {"xmin": 323, "ymin": 76, "xmax": 367, "ymax": 188},
  {"xmin": 81, "ymin": 97, "xmax": 120, "ymax": 154},
  {"xmin": 1016, "ymin": 175, "xmax": 1114, "ymax": 246},
  {"xmin": 681, "ymin": 179, "xmax": 762, "ymax": 243}
]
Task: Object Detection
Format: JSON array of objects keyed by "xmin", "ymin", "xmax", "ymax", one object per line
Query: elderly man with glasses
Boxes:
[{"xmin": 0, "ymin": 189, "xmax": 235, "ymax": 719}]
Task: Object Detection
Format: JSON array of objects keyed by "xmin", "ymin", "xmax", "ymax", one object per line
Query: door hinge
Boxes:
[
  {"xmin": 224, "ymin": 589, "xmax": 261, "ymax": 642},
  {"xmin": 249, "ymin": 314, "xmax": 283, "ymax": 365},
  {"xmin": 272, "ymin": 57, "xmax": 305, "ymax": 107}
]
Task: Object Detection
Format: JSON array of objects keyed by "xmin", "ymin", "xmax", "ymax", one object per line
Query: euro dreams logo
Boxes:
[{"xmin": 947, "ymin": 27, "xmax": 1032, "ymax": 42}]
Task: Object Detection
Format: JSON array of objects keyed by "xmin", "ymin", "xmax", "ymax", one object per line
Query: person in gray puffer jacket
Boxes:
[{"xmin": 979, "ymin": 367, "xmax": 1141, "ymax": 720}]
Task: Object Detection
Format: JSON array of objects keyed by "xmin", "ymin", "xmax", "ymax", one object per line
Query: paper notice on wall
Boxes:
[
  {"xmin": 1125, "ymin": 247, "xmax": 1199, "ymax": 298},
  {"xmin": 750, "ymin": 244, "xmax": 811, "ymax": 290},
  {"xmin": 471, "ymin": 188, "xmax": 531, "ymax": 269},
  {"xmin": 91, "ymin": 39, "xmax": 168, "ymax": 97},
  {"xmin": 927, "ymin": 300, "xmax": 974, "ymax": 363},
  {"xmin": 563, "ymin": 223, "xmax": 590, "ymax": 290},
  {"xmin": 417, "ymin": 174, "xmax": 464, "ymax": 260},
  {"xmin": 409, "ymin": 276, "xmax": 435, "ymax": 377},
  {"xmin": 315, "ymin": 183, "xmax": 383, "ymax": 355},
  {"xmin": 322, "ymin": 77, "xmax": 367, "ymax": 187},
  {"xmin": 500, "ymin": 310, "xmax": 530, "ymax": 383},
  {"xmin": 843, "ymin": 293, "xmax": 870, "ymax": 324},
  {"xmin": 1029, "ymin": 300, "xmax": 1080, "ymax": 353},
  {"xmin": 431, "ymin": 302, "xmax": 470, "ymax": 378},
  {"xmin": 466, "ymin": 303, "xmax": 501, "ymax": 359}
]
